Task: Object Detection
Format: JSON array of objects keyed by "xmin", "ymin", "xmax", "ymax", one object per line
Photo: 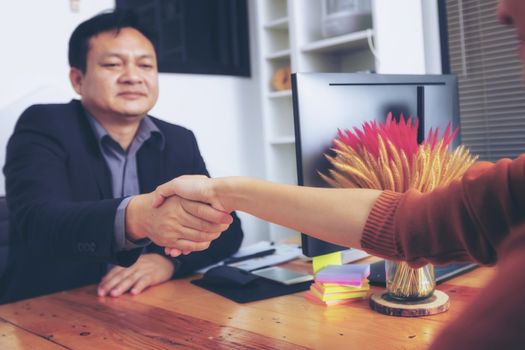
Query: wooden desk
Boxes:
[{"xmin": 0, "ymin": 262, "xmax": 494, "ymax": 350}]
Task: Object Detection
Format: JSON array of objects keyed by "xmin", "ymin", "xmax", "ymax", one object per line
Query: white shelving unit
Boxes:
[{"xmin": 255, "ymin": 0, "xmax": 377, "ymax": 242}]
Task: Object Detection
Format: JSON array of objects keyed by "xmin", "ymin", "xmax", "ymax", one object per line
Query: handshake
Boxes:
[{"xmin": 125, "ymin": 175, "xmax": 231, "ymax": 257}]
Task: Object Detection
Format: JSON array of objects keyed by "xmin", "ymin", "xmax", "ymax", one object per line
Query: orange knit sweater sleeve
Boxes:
[
  {"xmin": 361, "ymin": 154, "xmax": 525, "ymax": 266},
  {"xmin": 361, "ymin": 155, "xmax": 525, "ymax": 349}
]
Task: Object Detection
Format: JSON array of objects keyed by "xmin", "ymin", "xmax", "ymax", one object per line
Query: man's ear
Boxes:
[{"xmin": 69, "ymin": 67, "xmax": 84, "ymax": 95}]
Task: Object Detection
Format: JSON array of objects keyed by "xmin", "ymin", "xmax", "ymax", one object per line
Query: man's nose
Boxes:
[{"xmin": 120, "ymin": 64, "xmax": 143, "ymax": 83}]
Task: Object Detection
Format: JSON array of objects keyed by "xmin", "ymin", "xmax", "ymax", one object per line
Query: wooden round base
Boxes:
[{"xmin": 369, "ymin": 290, "xmax": 449, "ymax": 317}]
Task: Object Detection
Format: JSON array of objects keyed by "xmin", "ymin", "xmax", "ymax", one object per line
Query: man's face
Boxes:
[
  {"xmin": 70, "ymin": 27, "xmax": 159, "ymax": 122},
  {"xmin": 498, "ymin": 0, "xmax": 525, "ymax": 71}
]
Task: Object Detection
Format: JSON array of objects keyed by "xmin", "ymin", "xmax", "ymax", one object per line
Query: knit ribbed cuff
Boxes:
[{"xmin": 360, "ymin": 190, "xmax": 404, "ymax": 260}]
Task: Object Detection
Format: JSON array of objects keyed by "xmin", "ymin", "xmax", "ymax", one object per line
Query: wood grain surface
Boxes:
[{"xmin": 0, "ymin": 260, "xmax": 494, "ymax": 350}]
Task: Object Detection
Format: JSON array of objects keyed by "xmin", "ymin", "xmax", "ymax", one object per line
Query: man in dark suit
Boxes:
[{"xmin": 0, "ymin": 10, "xmax": 242, "ymax": 304}]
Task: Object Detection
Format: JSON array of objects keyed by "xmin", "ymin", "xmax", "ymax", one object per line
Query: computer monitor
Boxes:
[{"xmin": 292, "ymin": 73, "xmax": 459, "ymax": 257}]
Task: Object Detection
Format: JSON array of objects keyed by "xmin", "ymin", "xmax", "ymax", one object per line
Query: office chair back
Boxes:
[{"xmin": 0, "ymin": 197, "xmax": 9, "ymax": 279}]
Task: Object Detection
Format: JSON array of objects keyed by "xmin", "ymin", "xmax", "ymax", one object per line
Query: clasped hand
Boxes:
[
  {"xmin": 126, "ymin": 182, "xmax": 231, "ymax": 256},
  {"xmin": 151, "ymin": 175, "xmax": 227, "ymax": 257}
]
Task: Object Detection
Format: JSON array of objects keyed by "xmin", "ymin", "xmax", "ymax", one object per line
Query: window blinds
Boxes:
[{"xmin": 444, "ymin": 0, "xmax": 525, "ymax": 161}]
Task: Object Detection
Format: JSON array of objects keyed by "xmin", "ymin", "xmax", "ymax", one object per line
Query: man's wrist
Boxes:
[
  {"xmin": 114, "ymin": 196, "xmax": 150, "ymax": 251},
  {"xmin": 125, "ymin": 194, "xmax": 149, "ymax": 241}
]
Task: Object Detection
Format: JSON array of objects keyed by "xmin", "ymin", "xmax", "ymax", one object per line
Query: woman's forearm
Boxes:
[{"xmin": 216, "ymin": 177, "xmax": 382, "ymax": 249}]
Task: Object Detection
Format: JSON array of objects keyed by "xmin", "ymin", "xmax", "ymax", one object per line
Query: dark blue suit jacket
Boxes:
[{"xmin": 0, "ymin": 100, "xmax": 243, "ymax": 304}]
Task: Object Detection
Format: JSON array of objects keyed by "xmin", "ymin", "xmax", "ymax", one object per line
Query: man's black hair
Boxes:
[{"xmin": 68, "ymin": 10, "xmax": 156, "ymax": 72}]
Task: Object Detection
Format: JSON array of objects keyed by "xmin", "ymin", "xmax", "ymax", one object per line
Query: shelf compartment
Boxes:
[
  {"xmin": 266, "ymin": 143, "xmax": 298, "ymax": 185},
  {"xmin": 264, "ymin": 0, "xmax": 288, "ymax": 22},
  {"xmin": 263, "ymin": 28, "xmax": 290, "ymax": 53}
]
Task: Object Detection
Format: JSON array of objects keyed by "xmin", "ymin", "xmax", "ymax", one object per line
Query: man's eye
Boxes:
[
  {"xmin": 140, "ymin": 64, "xmax": 154, "ymax": 69},
  {"xmin": 102, "ymin": 63, "xmax": 121, "ymax": 68}
]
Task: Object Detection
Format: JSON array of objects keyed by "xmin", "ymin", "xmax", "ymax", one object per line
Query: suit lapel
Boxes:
[
  {"xmin": 73, "ymin": 101, "xmax": 113, "ymax": 199},
  {"xmin": 89, "ymin": 150, "xmax": 113, "ymax": 198},
  {"xmin": 137, "ymin": 139, "xmax": 165, "ymax": 194}
]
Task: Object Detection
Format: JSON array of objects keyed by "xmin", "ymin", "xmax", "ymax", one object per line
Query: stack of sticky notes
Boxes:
[{"xmin": 305, "ymin": 264, "xmax": 370, "ymax": 306}]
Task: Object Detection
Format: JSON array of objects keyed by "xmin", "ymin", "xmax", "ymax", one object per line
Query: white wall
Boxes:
[
  {"xmin": 373, "ymin": 0, "xmax": 442, "ymax": 74},
  {"xmin": 0, "ymin": 0, "xmax": 115, "ymax": 195},
  {"xmin": 0, "ymin": 0, "xmax": 269, "ymax": 244}
]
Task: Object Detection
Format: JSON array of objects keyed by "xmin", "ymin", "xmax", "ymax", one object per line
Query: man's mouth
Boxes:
[{"xmin": 118, "ymin": 91, "xmax": 147, "ymax": 98}]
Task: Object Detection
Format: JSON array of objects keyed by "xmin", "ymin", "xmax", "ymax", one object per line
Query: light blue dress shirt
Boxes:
[{"xmin": 86, "ymin": 114, "xmax": 165, "ymax": 251}]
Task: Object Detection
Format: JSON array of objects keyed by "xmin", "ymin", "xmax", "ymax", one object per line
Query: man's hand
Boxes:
[
  {"xmin": 126, "ymin": 191, "xmax": 233, "ymax": 255},
  {"xmin": 97, "ymin": 253, "xmax": 174, "ymax": 297},
  {"xmin": 150, "ymin": 175, "xmax": 230, "ymax": 257}
]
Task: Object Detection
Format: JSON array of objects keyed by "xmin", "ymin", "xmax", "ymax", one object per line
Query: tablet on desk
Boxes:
[{"xmin": 252, "ymin": 266, "xmax": 314, "ymax": 285}]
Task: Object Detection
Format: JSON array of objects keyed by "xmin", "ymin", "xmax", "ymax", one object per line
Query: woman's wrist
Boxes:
[{"xmin": 213, "ymin": 176, "xmax": 247, "ymax": 213}]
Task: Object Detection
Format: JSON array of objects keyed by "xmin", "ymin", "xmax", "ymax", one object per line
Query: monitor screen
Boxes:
[{"xmin": 292, "ymin": 73, "xmax": 459, "ymax": 257}]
